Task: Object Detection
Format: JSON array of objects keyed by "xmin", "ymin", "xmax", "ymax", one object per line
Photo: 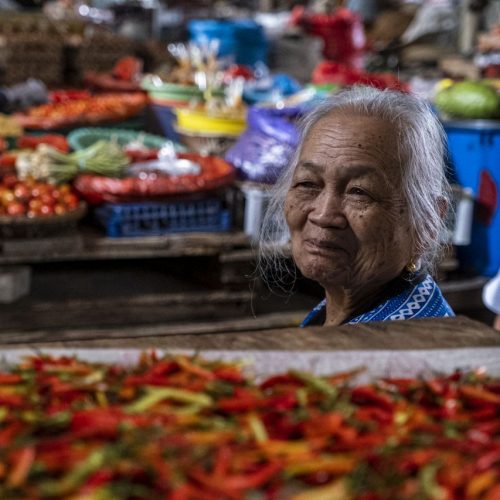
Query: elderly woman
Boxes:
[{"xmin": 260, "ymin": 86, "xmax": 454, "ymax": 326}]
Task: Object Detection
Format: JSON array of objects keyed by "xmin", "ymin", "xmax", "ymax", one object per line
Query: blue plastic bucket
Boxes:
[
  {"xmin": 444, "ymin": 120, "xmax": 500, "ymax": 277},
  {"xmin": 234, "ymin": 20, "xmax": 268, "ymax": 66},
  {"xmin": 188, "ymin": 20, "xmax": 237, "ymax": 59},
  {"xmin": 188, "ymin": 19, "xmax": 267, "ymax": 66}
]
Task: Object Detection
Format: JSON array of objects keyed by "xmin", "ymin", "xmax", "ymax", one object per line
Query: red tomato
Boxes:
[
  {"xmin": 2, "ymin": 174, "xmax": 17, "ymax": 188},
  {"xmin": 28, "ymin": 198, "xmax": 42, "ymax": 211},
  {"xmin": 54, "ymin": 203, "xmax": 67, "ymax": 215},
  {"xmin": 62, "ymin": 193, "xmax": 79, "ymax": 209},
  {"xmin": 58, "ymin": 184, "xmax": 71, "ymax": 195},
  {"xmin": 13, "ymin": 184, "xmax": 31, "ymax": 202},
  {"xmin": 40, "ymin": 204, "xmax": 55, "ymax": 216},
  {"xmin": 6, "ymin": 201, "xmax": 26, "ymax": 216},
  {"xmin": 40, "ymin": 193, "xmax": 56, "ymax": 207},
  {"xmin": 51, "ymin": 188, "xmax": 61, "ymax": 201}
]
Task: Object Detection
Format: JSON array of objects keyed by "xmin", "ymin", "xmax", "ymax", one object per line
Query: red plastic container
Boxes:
[{"xmin": 292, "ymin": 7, "xmax": 365, "ymax": 68}]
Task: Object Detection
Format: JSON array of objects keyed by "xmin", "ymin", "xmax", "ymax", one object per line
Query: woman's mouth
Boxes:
[{"xmin": 304, "ymin": 239, "xmax": 349, "ymax": 256}]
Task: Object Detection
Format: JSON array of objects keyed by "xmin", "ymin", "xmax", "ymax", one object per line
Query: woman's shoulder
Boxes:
[{"xmin": 300, "ymin": 274, "xmax": 454, "ymax": 327}]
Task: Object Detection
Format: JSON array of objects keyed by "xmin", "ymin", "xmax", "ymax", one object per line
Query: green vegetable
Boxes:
[
  {"xmin": 435, "ymin": 81, "xmax": 500, "ymax": 119},
  {"xmin": 290, "ymin": 370, "xmax": 338, "ymax": 398},
  {"xmin": 16, "ymin": 140, "xmax": 130, "ymax": 184},
  {"xmin": 125, "ymin": 386, "xmax": 213, "ymax": 413},
  {"xmin": 39, "ymin": 448, "xmax": 106, "ymax": 496}
]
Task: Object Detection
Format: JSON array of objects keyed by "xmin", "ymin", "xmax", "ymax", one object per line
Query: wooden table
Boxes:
[{"xmin": 2, "ymin": 316, "xmax": 498, "ymax": 351}]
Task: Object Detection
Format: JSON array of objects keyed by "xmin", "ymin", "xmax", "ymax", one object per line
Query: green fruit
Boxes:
[{"xmin": 435, "ymin": 81, "xmax": 500, "ymax": 119}]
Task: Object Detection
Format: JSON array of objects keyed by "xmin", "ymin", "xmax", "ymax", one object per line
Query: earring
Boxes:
[{"xmin": 406, "ymin": 259, "xmax": 418, "ymax": 273}]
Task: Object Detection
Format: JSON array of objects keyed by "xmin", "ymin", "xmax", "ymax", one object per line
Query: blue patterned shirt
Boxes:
[{"xmin": 301, "ymin": 274, "xmax": 455, "ymax": 327}]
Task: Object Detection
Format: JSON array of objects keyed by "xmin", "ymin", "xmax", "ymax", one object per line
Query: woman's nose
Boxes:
[{"xmin": 308, "ymin": 191, "xmax": 348, "ymax": 229}]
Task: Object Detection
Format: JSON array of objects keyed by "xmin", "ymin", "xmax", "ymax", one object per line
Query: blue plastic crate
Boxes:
[
  {"xmin": 444, "ymin": 120, "xmax": 500, "ymax": 277},
  {"xmin": 95, "ymin": 199, "xmax": 231, "ymax": 238}
]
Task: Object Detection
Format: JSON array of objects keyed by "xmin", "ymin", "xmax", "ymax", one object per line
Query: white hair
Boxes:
[{"xmin": 259, "ymin": 85, "xmax": 452, "ymax": 288}]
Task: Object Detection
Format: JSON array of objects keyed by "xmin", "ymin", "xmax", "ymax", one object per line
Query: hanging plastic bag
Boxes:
[{"xmin": 225, "ymin": 107, "xmax": 300, "ymax": 184}]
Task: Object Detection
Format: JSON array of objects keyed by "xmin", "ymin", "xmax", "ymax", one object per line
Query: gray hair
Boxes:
[{"xmin": 259, "ymin": 85, "xmax": 452, "ymax": 287}]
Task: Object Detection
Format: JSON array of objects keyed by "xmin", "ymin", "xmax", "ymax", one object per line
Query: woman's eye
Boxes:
[
  {"xmin": 294, "ymin": 181, "xmax": 318, "ymax": 189},
  {"xmin": 348, "ymin": 187, "xmax": 371, "ymax": 198}
]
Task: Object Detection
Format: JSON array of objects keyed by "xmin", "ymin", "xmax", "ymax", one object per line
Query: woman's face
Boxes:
[{"xmin": 284, "ymin": 112, "xmax": 413, "ymax": 292}]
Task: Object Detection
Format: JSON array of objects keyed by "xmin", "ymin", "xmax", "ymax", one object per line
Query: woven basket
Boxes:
[{"xmin": 0, "ymin": 202, "xmax": 86, "ymax": 239}]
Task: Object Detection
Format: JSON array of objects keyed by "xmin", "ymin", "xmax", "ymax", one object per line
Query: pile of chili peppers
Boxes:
[{"xmin": 0, "ymin": 353, "xmax": 498, "ymax": 499}]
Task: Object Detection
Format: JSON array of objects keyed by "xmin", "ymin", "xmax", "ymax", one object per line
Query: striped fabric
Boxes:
[{"xmin": 301, "ymin": 274, "xmax": 454, "ymax": 327}]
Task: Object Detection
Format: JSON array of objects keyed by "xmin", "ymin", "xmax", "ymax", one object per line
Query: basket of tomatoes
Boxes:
[{"xmin": 0, "ymin": 174, "xmax": 86, "ymax": 238}]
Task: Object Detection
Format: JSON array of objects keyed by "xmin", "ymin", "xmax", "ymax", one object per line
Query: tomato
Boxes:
[
  {"xmin": 62, "ymin": 193, "xmax": 79, "ymax": 209},
  {"xmin": 13, "ymin": 184, "xmax": 31, "ymax": 202},
  {"xmin": 58, "ymin": 184, "xmax": 71, "ymax": 195},
  {"xmin": 40, "ymin": 193, "xmax": 56, "ymax": 207},
  {"xmin": 6, "ymin": 201, "xmax": 26, "ymax": 216},
  {"xmin": 2, "ymin": 174, "xmax": 17, "ymax": 189},
  {"xmin": 28, "ymin": 199, "xmax": 42, "ymax": 211},
  {"xmin": 0, "ymin": 189, "xmax": 15, "ymax": 206},
  {"xmin": 39, "ymin": 204, "xmax": 55, "ymax": 216},
  {"xmin": 54, "ymin": 203, "xmax": 67, "ymax": 215},
  {"xmin": 51, "ymin": 188, "xmax": 61, "ymax": 201}
]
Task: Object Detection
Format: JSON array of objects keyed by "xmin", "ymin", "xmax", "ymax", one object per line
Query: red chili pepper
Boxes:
[
  {"xmin": 355, "ymin": 406, "xmax": 393, "ymax": 426},
  {"xmin": 7, "ymin": 446, "xmax": 35, "ymax": 487},
  {"xmin": 484, "ymin": 483, "xmax": 500, "ymax": 500},
  {"xmin": 82, "ymin": 469, "xmax": 114, "ymax": 489},
  {"xmin": 191, "ymin": 461, "xmax": 282, "ymax": 495},
  {"xmin": 0, "ymin": 393, "xmax": 24, "ymax": 407},
  {"xmin": 475, "ymin": 449, "xmax": 500, "ymax": 473},
  {"xmin": 213, "ymin": 366, "xmax": 245, "ymax": 383},
  {"xmin": 0, "ymin": 422, "xmax": 24, "ymax": 447},
  {"xmin": 169, "ymin": 483, "xmax": 221, "ymax": 500},
  {"xmin": 351, "ymin": 386, "xmax": 395, "ymax": 411},
  {"xmin": 217, "ymin": 387, "xmax": 262, "ymax": 412},
  {"xmin": 260, "ymin": 374, "xmax": 303, "ymax": 390},
  {"xmin": 0, "ymin": 374, "xmax": 22, "ymax": 384},
  {"xmin": 70, "ymin": 408, "xmax": 123, "ymax": 439},
  {"xmin": 213, "ymin": 445, "xmax": 232, "ymax": 477},
  {"xmin": 263, "ymin": 393, "xmax": 297, "ymax": 411},
  {"xmin": 460, "ymin": 385, "xmax": 500, "ymax": 406}
]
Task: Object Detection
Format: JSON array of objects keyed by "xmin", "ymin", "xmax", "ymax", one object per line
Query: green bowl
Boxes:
[
  {"xmin": 141, "ymin": 79, "xmax": 203, "ymax": 99},
  {"xmin": 67, "ymin": 128, "xmax": 185, "ymax": 152}
]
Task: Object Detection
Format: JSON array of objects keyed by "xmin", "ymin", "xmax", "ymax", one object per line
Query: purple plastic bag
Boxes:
[{"xmin": 225, "ymin": 107, "xmax": 300, "ymax": 184}]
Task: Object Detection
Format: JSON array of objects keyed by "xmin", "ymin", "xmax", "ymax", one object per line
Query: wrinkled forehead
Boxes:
[{"xmin": 299, "ymin": 111, "xmax": 403, "ymax": 180}]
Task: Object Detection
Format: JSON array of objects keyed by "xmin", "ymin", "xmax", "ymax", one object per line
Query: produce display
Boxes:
[
  {"xmin": 74, "ymin": 153, "xmax": 235, "ymax": 203},
  {"xmin": 13, "ymin": 93, "xmax": 147, "ymax": 130},
  {"xmin": 0, "ymin": 352, "xmax": 498, "ymax": 499},
  {"xmin": 0, "ymin": 175, "xmax": 80, "ymax": 217}
]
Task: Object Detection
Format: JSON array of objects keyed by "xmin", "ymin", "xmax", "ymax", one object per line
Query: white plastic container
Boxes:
[
  {"xmin": 241, "ymin": 184, "xmax": 273, "ymax": 242},
  {"xmin": 0, "ymin": 266, "xmax": 31, "ymax": 303}
]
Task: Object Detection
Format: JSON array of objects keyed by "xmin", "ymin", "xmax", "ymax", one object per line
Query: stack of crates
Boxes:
[
  {"xmin": 74, "ymin": 31, "xmax": 139, "ymax": 77},
  {"xmin": 0, "ymin": 14, "xmax": 66, "ymax": 86}
]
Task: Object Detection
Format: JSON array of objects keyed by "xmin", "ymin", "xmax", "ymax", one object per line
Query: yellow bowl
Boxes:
[{"xmin": 175, "ymin": 108, "xmax": 246, "ymax": 136}]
